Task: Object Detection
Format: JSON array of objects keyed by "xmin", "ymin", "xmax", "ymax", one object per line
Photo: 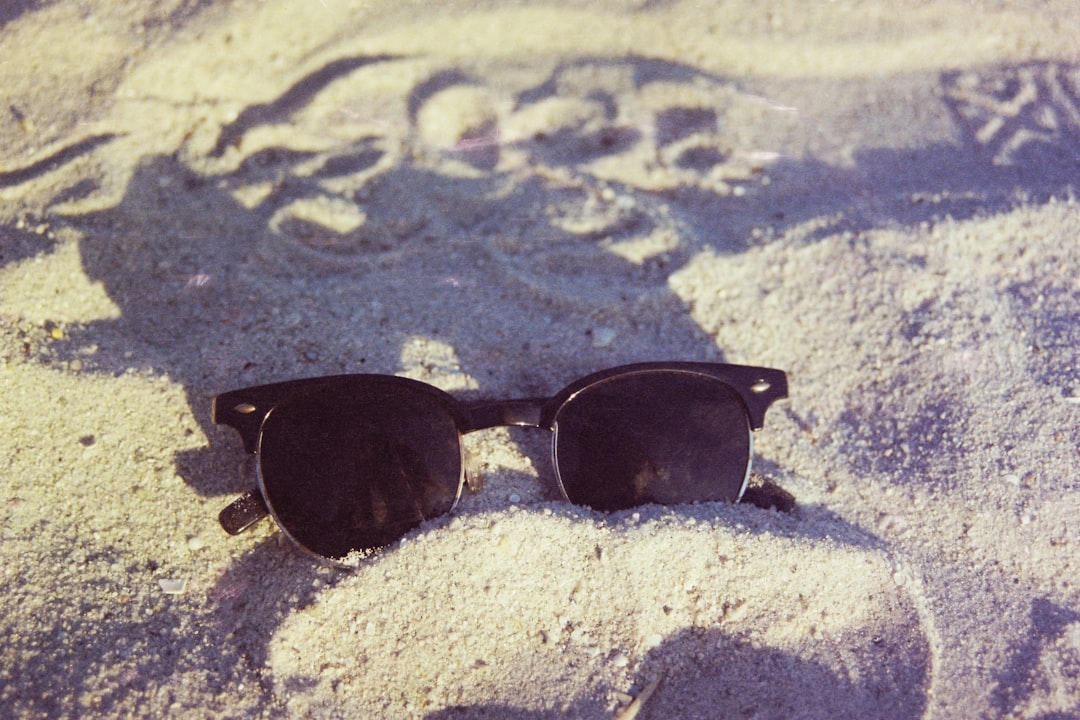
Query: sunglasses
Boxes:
[{"xmin": 213, "ymin": 362, "xmax": 788, "ymax": 563}]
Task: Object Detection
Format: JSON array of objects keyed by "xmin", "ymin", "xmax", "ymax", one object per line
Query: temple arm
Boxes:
[{"xmin": 219, "ymin": 491, "xmax": 269, "ymax": 535}]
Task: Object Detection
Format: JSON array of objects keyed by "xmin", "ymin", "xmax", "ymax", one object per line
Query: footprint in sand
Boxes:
[{"xmin": 193, "ymin": 55, "xmax": 786, "ymax": 307}]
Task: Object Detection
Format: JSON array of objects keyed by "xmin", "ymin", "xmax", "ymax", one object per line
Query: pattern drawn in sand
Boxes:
[{"xmin": 942, "ymin": 62, "xmax": 1080, "ymax": 168}]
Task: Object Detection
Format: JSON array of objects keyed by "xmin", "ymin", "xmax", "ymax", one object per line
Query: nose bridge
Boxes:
[{"xmin": 462, "ymin": 398, "xmax": 548, "ymax": 433}]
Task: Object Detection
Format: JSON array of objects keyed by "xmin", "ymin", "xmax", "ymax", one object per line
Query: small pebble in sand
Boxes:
[
  {"xmin": 591, "ymin": 327, "xmax": 617, "ymax": 348},
  {"xmin": 158, "ymin": 578, "xmax": 187, "ymax": 595}
]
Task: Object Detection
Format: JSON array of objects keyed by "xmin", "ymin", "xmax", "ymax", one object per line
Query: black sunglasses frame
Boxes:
[{"xmin": 212, "ymin": 361, "xmax": 788, "ymax": 558}]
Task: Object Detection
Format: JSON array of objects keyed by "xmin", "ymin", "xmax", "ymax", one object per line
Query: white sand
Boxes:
[{"xmin": 1, "ymin": 1, "xmax": 1078, "ymax": 717}]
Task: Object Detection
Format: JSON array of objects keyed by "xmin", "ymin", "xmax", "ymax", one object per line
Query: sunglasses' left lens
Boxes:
[
  {"xmin": 552, "ymin": 370, "xmax": 752, "ymax": 511},
  {"xmin": 257, "ymin": 380, "xmax": 463, "ymax": 561}
]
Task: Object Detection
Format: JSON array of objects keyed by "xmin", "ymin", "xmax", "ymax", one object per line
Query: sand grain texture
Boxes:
[{"xmin": 1, "ymin": 1, "xmax": 1078, "ymax": 718}]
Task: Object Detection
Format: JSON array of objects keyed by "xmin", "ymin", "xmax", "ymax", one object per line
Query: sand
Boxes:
[{"xmin": 1, "ymin": 1, "xmax": 1078, "ymax": 717}]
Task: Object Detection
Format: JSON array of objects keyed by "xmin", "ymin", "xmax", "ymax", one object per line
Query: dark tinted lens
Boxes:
[
  {"xmin": 553, "ymin": 371, "xmax": 750, "ymax": 511},
  {"xmin": 258, "ymin": 379, "xmax": 463, "ymax": 560}
]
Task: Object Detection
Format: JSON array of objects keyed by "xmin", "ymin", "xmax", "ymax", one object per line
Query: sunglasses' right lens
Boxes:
[
  {"xmin": 553, "ymin": 370, "xmax": 751, "ymax": 511},
  {"xmin": 257, "ymin": 380, "xmax": 463, "ymax": 561}
]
